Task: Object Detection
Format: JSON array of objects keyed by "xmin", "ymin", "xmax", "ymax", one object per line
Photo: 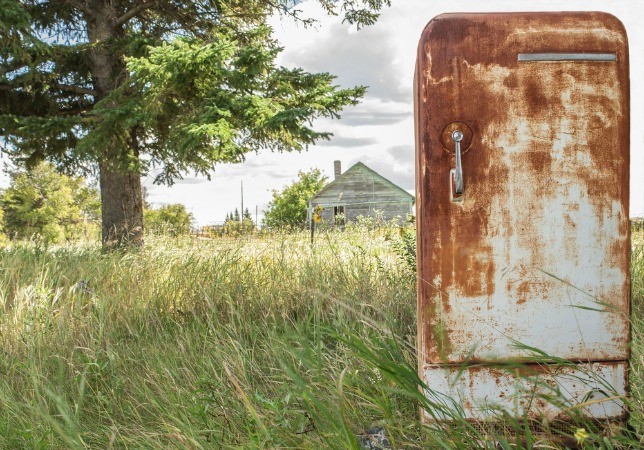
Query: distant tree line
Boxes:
[
  {"xmin": 220, "ymin": 208, "xmax": 255, "ymax": 236},
  {"xmin": 0, "ymin": 162, "xmax": 194, "ymax": 244},
  {"xmin": 0, "ymin": 163, "xmax": 329, "ymax": 243}
]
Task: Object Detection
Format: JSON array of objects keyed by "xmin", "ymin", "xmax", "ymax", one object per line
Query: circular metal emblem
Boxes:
[{"xmin": 440, "ymin": 121, "xmax": 473, "ymax": 154}]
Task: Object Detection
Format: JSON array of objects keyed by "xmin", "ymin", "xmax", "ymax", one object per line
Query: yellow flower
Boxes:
[
  {"xmin": 313, "ymin": 213, "xmax": 321, "ymax": 223},
  {"xmin": 574, "ymin": 428, "xmax": 589, "ymax": 444}
]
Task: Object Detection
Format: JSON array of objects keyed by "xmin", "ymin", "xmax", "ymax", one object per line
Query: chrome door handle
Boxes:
[{"xmin": 452, "ymin": 129, "xmax": 464, "ymax": 197}]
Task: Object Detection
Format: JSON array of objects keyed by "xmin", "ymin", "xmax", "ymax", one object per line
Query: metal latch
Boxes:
[{"xmin": 450, "ymin": 129, "xmax": 464, "ymax": 202}]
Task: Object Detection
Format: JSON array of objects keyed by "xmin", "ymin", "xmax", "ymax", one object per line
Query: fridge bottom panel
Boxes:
[{"xmin": 421, "ymin": 361, "xmax": 627, "ymax": 421}]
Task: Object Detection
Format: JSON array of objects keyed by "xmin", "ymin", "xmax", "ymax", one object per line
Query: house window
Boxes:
[{"xmin": 333, "ymin": 206, "xmax": 345, "ymax": 225}]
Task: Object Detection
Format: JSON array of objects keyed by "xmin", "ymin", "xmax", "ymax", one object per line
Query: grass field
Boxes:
[{"xmin": 0, "ymin": 228, "xmax": 642, "ymax": 449}]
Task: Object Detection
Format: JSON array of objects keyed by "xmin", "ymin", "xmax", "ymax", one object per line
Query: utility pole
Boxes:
[
  {"xmin": 240, "ymin": 180, "xmax": 244, "ymax": 233},
  {"xmin": 255, "ymin": 205, "xmax": 258, "ymax": 230}
]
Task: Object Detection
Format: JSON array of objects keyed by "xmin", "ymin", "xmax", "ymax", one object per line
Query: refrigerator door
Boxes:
[{"xmin": 415, "ymin": 12, "xmax": 630, "ymax": 420}]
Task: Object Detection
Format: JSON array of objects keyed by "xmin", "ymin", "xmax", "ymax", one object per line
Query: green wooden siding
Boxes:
[{"xmin": 309, "ymin": 162, "xmax": 414, "ymax": 224}]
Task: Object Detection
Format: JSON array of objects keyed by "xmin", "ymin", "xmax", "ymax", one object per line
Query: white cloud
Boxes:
[
  {"xmin": 316, "ymin": 135, "xmax": 378, "ymax": 147},
  {"xmin": 280, "ymin": 21, "xmax": 409, "ymax": 103}
]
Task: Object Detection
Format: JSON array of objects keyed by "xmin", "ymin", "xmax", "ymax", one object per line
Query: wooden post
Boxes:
[
  {"xmin": 309, "ymin": 201, "xmax": 315, "ymax": 246},
  {"xmin": 240, "ymin": 180, "xmax": 244, "ymax": 234}
]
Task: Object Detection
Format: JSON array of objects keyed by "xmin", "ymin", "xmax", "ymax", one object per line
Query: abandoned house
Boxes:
[{"xmin": 308, "ymin": 161, "xmax": 415, "ymax": 226}]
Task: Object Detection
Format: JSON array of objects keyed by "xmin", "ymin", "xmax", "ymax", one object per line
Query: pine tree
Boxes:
[{"xmin": 0, "ymin": 0, "xmax": 389, "ymax": 248}]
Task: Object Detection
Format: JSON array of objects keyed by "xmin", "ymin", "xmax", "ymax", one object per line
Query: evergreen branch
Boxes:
[
  {"xmin": 264, "ymin": 0, "xmax": 314, "ymax": 27},
  {"xmin": 0, "ymin": 61, "xmax": 28, "ymax": 78},
  {"xmin": 51, "ymin": 82, "xmax": 98, "ymax": 96},
  {"xmin": 58, "ymin": 106, "xmax": 92, "ymax": 116},
  {"xmin": 114, "ymin": 1, "xmax": 156, "ymax": 27},
  {"xmin": 64, "ymin": 0, "xmax": 92, "ymax": 15},
  {"xmin": 0, "ymin": 82, "xmax": 96, "ymax": 97}
]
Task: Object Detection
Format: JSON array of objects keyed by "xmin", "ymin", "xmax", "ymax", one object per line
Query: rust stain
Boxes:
[
  {"xmin": 415, "ymin": 12, "xmax": 630, "ymax": 368},
  {"xmin": 460, "ymin": 245, "xmax": 495, "ymax": 297},
  {"xmin": 440, "ymin": 121, "xmax": 474, "ymax": 153},
  {"xmin": 425, "ymin": 293, "xmax": 453, "ymax": 361}
]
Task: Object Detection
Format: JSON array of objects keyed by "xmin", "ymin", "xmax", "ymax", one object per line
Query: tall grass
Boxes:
[{"xmin": 0, "ymin": 228, "xmax": 641, "ymax": 448}]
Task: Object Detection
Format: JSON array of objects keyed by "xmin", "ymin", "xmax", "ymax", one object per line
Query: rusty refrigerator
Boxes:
[{"xmin": 414, "ymin": 12, "xmax": 630, "ymax": 421}]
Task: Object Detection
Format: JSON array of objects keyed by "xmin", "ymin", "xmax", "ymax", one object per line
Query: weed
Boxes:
[{"xmin": 0, "ymin": 229, "xmax": 641, "ymax": 448}]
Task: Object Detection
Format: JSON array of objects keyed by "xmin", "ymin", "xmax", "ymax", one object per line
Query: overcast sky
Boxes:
[{"xmin": 2, "ymin": 0, "xmax": 643, "ymax": 225}]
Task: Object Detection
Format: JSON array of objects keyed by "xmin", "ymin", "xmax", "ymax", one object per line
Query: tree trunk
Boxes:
[
  {"xmin": 99, "ymin": 160, "xmax": 144, "ymax": 248},
  {"xmin": 86, "ymin": 3, "xmax": 145, "ymax": 248}
]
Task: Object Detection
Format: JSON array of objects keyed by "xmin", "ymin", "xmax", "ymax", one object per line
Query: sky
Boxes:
[{"xmin": 2, "ymin": 0, "xmax": 643, "ymax": 225}]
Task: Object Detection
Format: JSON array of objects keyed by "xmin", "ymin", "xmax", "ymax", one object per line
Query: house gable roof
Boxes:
[{"xmin": 310, "ymin": 162, "xmax": 414, "ymax": 205}]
